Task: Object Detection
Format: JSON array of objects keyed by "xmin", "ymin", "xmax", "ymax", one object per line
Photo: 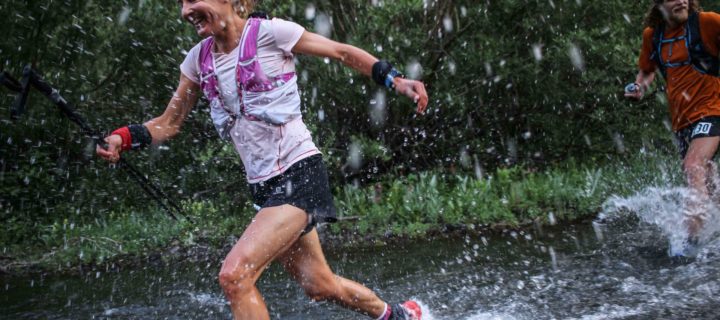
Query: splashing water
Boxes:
[
  {"xmin": 442, "ymin": 15, "xmax": 453, "ymax": 32},
  {"xmin": 314, "ymin": 13, "xmax": 332, "ymax": 38},
  {"xmin": 118, "ymin": 7, "xmax": 132, "ymax": 25},
  {"xmin": 7, "ymin": 221, "xmax": 720, "ymax": 319},
  {"xmin": 568, "ymin": 43, "xmax": 585, "ymax": 72},
  {"xmin": 465, "ymin": 310, "xmax": 523, "ymax": 320},
  {"xmin": 412, "ymin": 300, "xmax": 438, "ymax": 320},
  {"xmin": 473, "ymin": 155, "xmax": 484, "ymax": 179},
  {"xmin": 304, "ymin": 4, "xmax": 316, "ymax": 19},
  {"xmin": 348, "ymin": 142, "xmax": 363, "ymax": 170},
  {"xmin": 599, "ymin": 186, "xmax": 720, "ymax": 256},
  {"xmin": 531, "ymin": 44, "xmax": 543, "ymax": 62},
  {"xmin": 370, "ymin": 90, "xmax": 387, "ymax": 127},
  {"xmin": 406, "ymin": 60, "xmax": 423, "ymax": 80}
]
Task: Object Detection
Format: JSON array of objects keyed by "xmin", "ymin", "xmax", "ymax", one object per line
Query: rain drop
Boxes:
[
  {"xmin": 568, "ymin": 44, "xmax": 585, "ymax": 72},
  {"xmin": 532, "ymin": 43, "xmax": 543, "ymax": 62},
  {"xmin": 348, "ymin": 142, "xmax": 363, "ymax": 170},
  {"xmin": 305, "ymin": 4, "xmax": 316, "ymax": 20},
  {"xmin": 314, "ymin": 13, "xmax": 332, "ymax": 38},
  {"xmin": 442, "ymin": 15, "xmax": 453, "ymax": 32},
  {"xmin": 370, "ymin": 90, "xmax": 387, "ymax": 127},
  {"xmin": 118, "ymin": 7, "xmax": 131, "ymax": 25}
]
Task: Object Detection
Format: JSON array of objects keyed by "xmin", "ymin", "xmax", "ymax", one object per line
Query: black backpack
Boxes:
[{"xmin": 651, "ymin": 11, "xmax": 719, "ymax": 78}]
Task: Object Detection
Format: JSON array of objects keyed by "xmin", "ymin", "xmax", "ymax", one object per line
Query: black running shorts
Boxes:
[
  {"xmin": 674, "ymin": 116, "xmax": 720, "ymax": 159},
  {"xmin": 249, "ymin": 154, "xmax": 338, "ymax": 234}
]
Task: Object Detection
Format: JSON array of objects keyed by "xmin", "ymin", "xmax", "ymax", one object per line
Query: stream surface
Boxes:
[{"xmin": 3, "ymin": 192, "xmax": 720, "ymax": 319}]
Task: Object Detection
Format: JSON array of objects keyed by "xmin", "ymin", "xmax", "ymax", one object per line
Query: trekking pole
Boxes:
[
  {"xmin": 4, "ymin": 65, "xmax": 188, "ymax": 222},
  {"xmin": 0, "ymin": 71, "xmax": 22, "ymax": 92},
  {"xmin": 9, "ymin": 69, "xmax": 31, "ymax": 119}
]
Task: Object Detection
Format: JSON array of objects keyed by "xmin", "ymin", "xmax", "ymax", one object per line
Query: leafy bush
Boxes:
[{"xmin": 1, "ymin": 0, "xmax": 717, "ymax": 263}]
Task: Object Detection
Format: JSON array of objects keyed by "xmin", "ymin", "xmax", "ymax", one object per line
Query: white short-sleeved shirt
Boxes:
[{"xmin": 180, "ymin": 18, "xmax": 320, "ymax": 183}]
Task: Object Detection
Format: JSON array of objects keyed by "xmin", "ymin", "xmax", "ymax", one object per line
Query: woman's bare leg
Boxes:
[
  {"xmin": 278, "ymin": 229, "xmax": 387, "ymax": 318},
  {"xmin": 218, "ymin": 205, "xmax": 308, "ymax": 320}
]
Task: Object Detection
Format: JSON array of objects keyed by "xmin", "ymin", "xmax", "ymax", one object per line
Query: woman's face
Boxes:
[{"xmin": 179, "ymin": 0, "xmax": 234, "ymax": 37}]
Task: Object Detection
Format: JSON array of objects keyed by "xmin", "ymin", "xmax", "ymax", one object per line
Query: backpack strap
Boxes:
[
  {"xmin": 199, "ymin": 37, "xmax": 220, "ymax": 101},
  {"xmin": 240, "ymin": 18, "xmax": 263, "ymax": 62},
  {"xmin": 651, "ymin": 25, "xmax": 667, "ymax": 78},
  {"xmin": 651, "ymin": 12, "xmax": 719, "ymax": 78},
  {"xmin": 687, "ymin": 12, "xmax": 720, "ymax": 76},
  {"xmin": 199, "ymin": 37, "xmax": 239, "ymax": 121}
]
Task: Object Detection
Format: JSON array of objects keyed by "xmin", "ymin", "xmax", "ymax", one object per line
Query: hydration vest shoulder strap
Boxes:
[
  {"xmin": 198, "ymin": 37, "xmax": 219, "ymax": 99},
  {"xmin": 687, "ymin": 12, "xmax": 720, "ymax": 76},
  {"xmin": 651, "ymin": 24, "xmax": 667, "ymax": 78},
  {"xmin": 651, "ymin": 12, "xmax": 719, "ymax": 78},
  {"xmin": 240, "ymin": 18, "xmax": 263, "ymax": 62}
]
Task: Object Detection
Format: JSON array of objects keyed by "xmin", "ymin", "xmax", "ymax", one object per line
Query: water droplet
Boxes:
[
  {"xmin": 305, "ymin": 4, "xmax": 316, "ymax": 20},
  {"xmin": 532, "ymin": 43, "xmax": 543, "ymax": 62},
  {"xmin": 369, "ymin": 90, "xmax": 386, "ymax": 127},
  {"xmin": 549, "ymin": 246, "xmax": 557, "ymax": 270},
  {"xmin": 612, "ymin": 132, "xmax": 626, "ymax": 153},
  {"xmin": 592, "ymin": 221, "xmax": 604, "ymax": 241},
  {"xmin": 568, "ymin": 44, "xmax": 585, "ymax": 72},
  {"xmin": 442, "ymin": 15, "xmax": 453, "ymax": 32},
  {"xmin": 314, "ymin": 13, "xmax": 332, "ymax": 38},
  {"xmin": 459, "ymin": 149, "xmax": 471, "ymax": 168},
  {"xmin": 474, "ymin": 155, "xmax": 484, "ymax": 179},
  {"xmin": 406, "ymin": 60, "xmax": 423, "ymax": 80},
  {"xmin": 118, "ymin": 7, "xmax": 132, "ymax": 25},
  {"xmin": 348, "ymin": 142, "xmax": 363, "ymax": 170}
]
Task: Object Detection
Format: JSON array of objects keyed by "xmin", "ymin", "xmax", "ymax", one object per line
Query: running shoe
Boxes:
[
  {"xmin": 390, "ymin": 300, "xmax": 422, "ymax": 320},
  {"xmin": 668, "ymin": 236, "xmax": 699, "ymax": 258}
]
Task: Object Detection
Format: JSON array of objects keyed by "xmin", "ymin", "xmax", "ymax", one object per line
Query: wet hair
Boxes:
[
  {"xmin": 231, "ymin": 0, "xmax": 256, "ymax": 18},
  {"xmin": 644, "ymin": 0, "xmax": 702, "ymax": 29}
]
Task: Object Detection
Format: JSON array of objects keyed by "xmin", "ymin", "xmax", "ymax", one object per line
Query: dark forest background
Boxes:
[{"xmin": 2, "ymin": 0, "xmax": 718, "ymax": 245}]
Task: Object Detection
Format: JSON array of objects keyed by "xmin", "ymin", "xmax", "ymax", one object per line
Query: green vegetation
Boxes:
[
  {"xmin": 335, "ymin": 150, "xmax": 684, "ymax": 237},
  {"xmin": 1, "ymin": 1, "xmax": 716, "ymax": 272},
  {"xmin": 2, "ymin": 152, "xmax": 684, "ymax": 272}
]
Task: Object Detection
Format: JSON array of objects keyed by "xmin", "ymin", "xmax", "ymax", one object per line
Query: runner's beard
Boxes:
[
  {"xmin": 660, "ymin": 6, "xmax": 689, "ymax": 26},
  {"xmin": 670, "ymin": 9, "xmax": 689, "ymax": 24}
]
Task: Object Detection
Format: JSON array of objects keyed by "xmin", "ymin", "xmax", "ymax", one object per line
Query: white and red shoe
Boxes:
[
  {"xmin": 381, "ymin": 300, "xmax": 422, "ymax": 320},
  {"xmin": 399, "ymin": 300, "xmax": 422, "ymax": 320}
]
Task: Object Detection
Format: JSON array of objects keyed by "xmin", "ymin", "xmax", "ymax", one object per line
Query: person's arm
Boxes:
[
  {"xmin": 625, "ymin": 27, "xmax": 657, "ymax": 100},
  {"xmin": 144, "ymin": 74, "xmax": 201, "ymax": 143},
  {"xmin": 96, "ymin": 73, "xmax": 201, "ymax": 162},
  {"xmin": 292, "ymin": 31, "xmax": 428, "ymax": 114}
]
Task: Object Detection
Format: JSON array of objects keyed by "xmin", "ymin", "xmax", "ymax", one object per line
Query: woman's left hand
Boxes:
[{"xmin": 393, "ymin": 78, "xmax": 428, "ymax": 114}]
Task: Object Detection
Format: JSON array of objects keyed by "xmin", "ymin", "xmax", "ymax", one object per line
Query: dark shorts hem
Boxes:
[
  {"xmin": 674, "ymin": 116, "xmax": 720, "ymax": 159},
  {"xmin": 249, "ymin": 155, "xmax": 338, "ymax": 234}
]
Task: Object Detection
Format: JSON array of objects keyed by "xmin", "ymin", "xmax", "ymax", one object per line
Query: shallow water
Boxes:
[{"xmin": 3, "ymin": 202, "xmax": 720, "ymax": 319}]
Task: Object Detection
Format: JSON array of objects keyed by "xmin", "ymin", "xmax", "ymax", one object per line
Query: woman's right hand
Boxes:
[{"xmin": 96, "ymin": 134, "xmax": 123, "ymax": 163}]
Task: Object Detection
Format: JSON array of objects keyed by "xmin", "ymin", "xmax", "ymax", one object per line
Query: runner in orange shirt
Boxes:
[{"xmin": 625, "ymin": 0, "xmax": 720, "ymax": 256}]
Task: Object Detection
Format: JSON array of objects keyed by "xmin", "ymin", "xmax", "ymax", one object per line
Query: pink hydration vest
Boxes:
[
  {"xmin": 197, "ymin": 18, "xmax": 319, "ymax": 183},
  {"xmin": 199, "ymin": 18, "xmax": 299, "ymax": 134}
]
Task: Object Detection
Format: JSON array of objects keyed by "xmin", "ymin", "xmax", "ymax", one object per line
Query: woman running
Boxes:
[{"xmin": 96, "ymin": 0, "xmax": 428, "ymax": 319}]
